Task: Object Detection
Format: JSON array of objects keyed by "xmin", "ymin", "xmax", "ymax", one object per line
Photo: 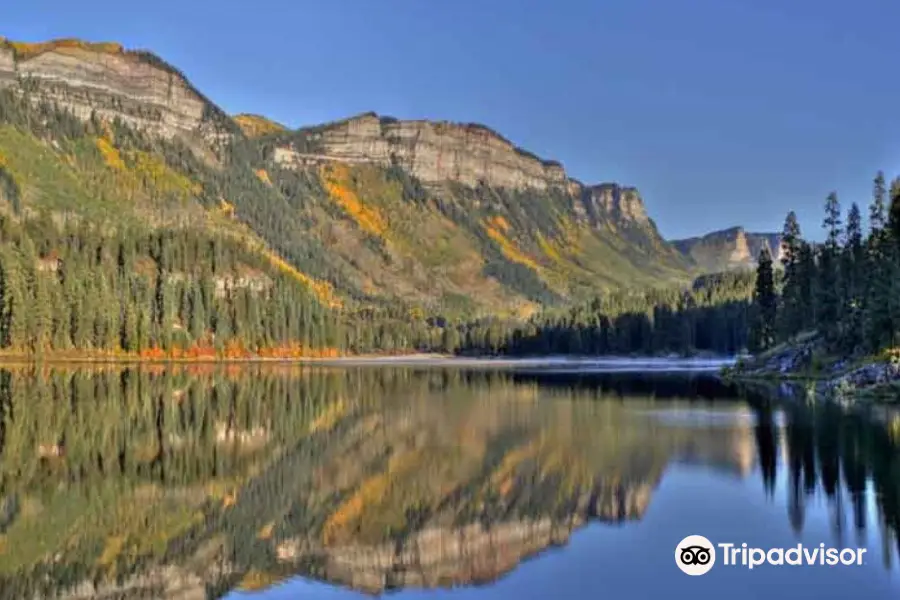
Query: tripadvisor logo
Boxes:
[
  {"xmin": 675, "ymin": 535, "xmax": 867, "ymax": 575},
  {"xmin": 675, "ymin": 535, "xmax": 716, "ymax": 576}
]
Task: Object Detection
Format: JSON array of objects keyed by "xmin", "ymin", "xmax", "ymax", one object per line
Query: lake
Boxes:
[{"xmin": 0, "ymin": 362, "xmax": 898, "ymax": 599}]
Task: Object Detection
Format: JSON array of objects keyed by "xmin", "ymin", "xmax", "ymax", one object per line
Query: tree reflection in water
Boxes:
[{"xmin": 0, "ymin": 366, "xmax": 896, "ymax": 598}]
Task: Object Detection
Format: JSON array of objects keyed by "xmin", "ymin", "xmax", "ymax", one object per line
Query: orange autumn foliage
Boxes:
[
  {"xmin": 136, "ymin": 342, "xmax": 343, "ymax": 361},
  {"xmin": 320, "ymin": 164, "xmax": 387, "ymax": 236},
  {"xmin": 95, "ymin": 137, "xmax": 125, "ymax": 170},
  {"xmin": 487, "ymin": 215, "xmax": 511, "ymax": 233},
  {"xmin": 483, "ymin": 220, "xmax": 542, "ymax": 273},
  {"xmin": 254, "ymin": 169, "xmax": 272, "ymax": 186},
  {"xmin": 3, "ymin": 38, "xmax": 124, "ymax": 60}
]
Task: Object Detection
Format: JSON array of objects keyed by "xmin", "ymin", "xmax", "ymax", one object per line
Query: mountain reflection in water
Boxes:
[{"xmin": 0, "ymin": 365, "xmax": 897, "ymax": 599}]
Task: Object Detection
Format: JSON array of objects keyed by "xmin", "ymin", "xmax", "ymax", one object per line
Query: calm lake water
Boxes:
[{"xmin": 0, "ymin": 362, "xmax": 898, "ymax": 599}]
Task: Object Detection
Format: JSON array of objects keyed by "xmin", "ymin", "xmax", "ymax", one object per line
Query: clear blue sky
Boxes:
[{"xmin": 5, "ymin": 0, "xmax": 900, "ymax": 239}]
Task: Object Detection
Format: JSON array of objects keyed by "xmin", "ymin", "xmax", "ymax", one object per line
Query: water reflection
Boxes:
[{"xmin": 0, "ymin": 366, "xmax": 896, "ymax": 598}]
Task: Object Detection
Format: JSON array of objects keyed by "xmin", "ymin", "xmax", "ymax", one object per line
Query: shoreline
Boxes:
[
  {"xmin": 723, "ymin": 338, "xmax": 900, "ymax": 407},
  {"xmin": 0, "ymin": 352, "xmax": 738, "ymax": 368}
]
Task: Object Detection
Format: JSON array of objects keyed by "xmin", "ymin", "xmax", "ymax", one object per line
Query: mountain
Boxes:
[
  {"xmin": 258, "ymin": 111, "xmax": 694, "ymax": 310},
  {"xmin": 671, "ymin": 227, "xmax": 782, "ymax": 273},
  {"xmin": 0, "ymin": 36, "xmax": 694, "ymax": 323}
]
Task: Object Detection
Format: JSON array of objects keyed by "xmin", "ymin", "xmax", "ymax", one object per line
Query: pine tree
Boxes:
[
  {"xmin": 817, "ymin": 192, "xmax": 843, "ymax": 347},
  {"xmin": 750, "ymin": 247, "xmax": 777, "ymax": 353},
  {"xmin": 189, "ymin": 283, "xmax": 206, "ymax": 343},
  {"xmin": 778, "ymin": 211, "xmax": 803, "ymax": 341},
  {"xmin": 865, "ymin": 173, "xmax": 893, "ymax": 351},
  {"xmin": 890, "ymin": 177, "xmax": 900, "ymax": 248},
  {"xmin": 870, "ymin": 172, "xmax": 888, "ymax": 233},
  {"xmin": 797, "ymin": 241, "xmax": 817, "ymax": 331},
  {"xmin": 839, "ymin": 203, "xmax": 864, "ymax": 353}
]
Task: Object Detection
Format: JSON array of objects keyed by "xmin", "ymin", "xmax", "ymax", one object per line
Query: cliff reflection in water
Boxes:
[{"xmin": 0, "ymin": 366, "xmax": 896, "ymax": 598}]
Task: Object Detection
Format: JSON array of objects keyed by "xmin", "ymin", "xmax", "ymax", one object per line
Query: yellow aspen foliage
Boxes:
[
  {"xmin": 219, "ymin": 199, "xmax": 236, "ymax": 218},
  {"xmin": 262, "ymin": 249, "xmax": 342, "ymax": 307},
  {"xmin": 536, "ymin": 232, "xmax": 564, "ymax": 264},
  {"xmin": 97, "ymin": 536, "xmax": 126, "ymax": 566},
  {"xmin": 320, "ymin": 164, "xmax": 387, "ymax": 236},
  {"xmin": 95, "ymin": 137, "xmax": 125, "ymax": 170},
  {"xmin": 234, "ymin": 114, "xmax": 286, "ymax": 138},
  {"xmin": 483, "ymin": 220, "xmax": 542, "ymax": 272},
  {"xmin": 128, "ymin": 150, "xmax": 202, "ymax": 197}
]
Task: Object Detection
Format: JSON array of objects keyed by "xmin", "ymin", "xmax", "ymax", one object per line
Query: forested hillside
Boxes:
[
  {"xmin": 0, "ymin": 36, "xmax": 794, "ymax": 358},
  {"xmin": 481, "ymin": 172, "xmax": 900, "ymax": 362},
  {"xmin": 0, "ymin": 38, "xmax": 703, "ymax": 321},
  {"xmin": 456, "ymin": 270, "xmax": 757, "ymax": 356}
]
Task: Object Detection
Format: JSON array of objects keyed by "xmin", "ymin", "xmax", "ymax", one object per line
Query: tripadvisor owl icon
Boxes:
[{"xmin": 676, "ymin": 535, "xmax": 716, "ymax": 575}]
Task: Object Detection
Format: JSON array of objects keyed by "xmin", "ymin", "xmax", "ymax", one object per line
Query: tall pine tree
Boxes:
[
  {"xmin": 865, "ymin": 172, "xmax": 893, "ymax": 351},
  {"xmin": 817, "ymin": 192, "xmax": 843, "ymax": 348},
  {"xmin": 778, "ymin": 211, "xmax": 803, "ymax": 340},
  {"xmin": 839, "ymin": 203, "xmax": 864, "ymax": 353},
  {"xmin": 750, "ymin": 247, "xmax": 777, "ymax": 353}
]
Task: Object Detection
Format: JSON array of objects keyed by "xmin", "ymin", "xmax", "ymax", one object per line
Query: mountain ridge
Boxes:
[
  {"xmin": 0, "ymin": 34, "xmax": 761, "ymax": 316},
  {"xmin": 671, "ymin": 226, "xmax": 782, "ymax": 272}
]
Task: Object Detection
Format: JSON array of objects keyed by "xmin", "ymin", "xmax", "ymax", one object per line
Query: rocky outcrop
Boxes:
[
  {"xmin": 730, "ymin": 336, "xmax": 900, "ymax": 406},
  {"xmin": 581, "ymin": 183, "xmax": 650, "ymax": 227},
  {"xmin": 0, "ymin": 47, "xmax": 14, "ymax": 84},
  {"xmin": 0, "ymin": 38, "xmax": 234, "ymax": 147},
  {"xmin": 672, "ymin": 226, "xmax": 782, "ymax": 272},
  {"xmin": 275, "ymin": 112, "xmax": 571, "ymax": 192}
]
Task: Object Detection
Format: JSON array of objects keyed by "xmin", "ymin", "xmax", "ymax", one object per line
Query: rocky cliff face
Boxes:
[
  {"xmin": 272, "ymin": 113, "xmax": 655, "ymax": 225},
  {"xmin": 0, "ymin": 38, "xmax": 234, "ymax": 148},
  {"xmin": 581, "ymin": 183, "xmax": 650, "ymax": 228},
  {"xmin": 275, "ymin": 112, "xmax": 572, "ymax": 192},
  {"xmin": 672, "ymin": 226, "xmax": 782, "ymax": 272},
  {"xmin": 271, "ymin": 113, "xmax": 664, "ymax": 234}
]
